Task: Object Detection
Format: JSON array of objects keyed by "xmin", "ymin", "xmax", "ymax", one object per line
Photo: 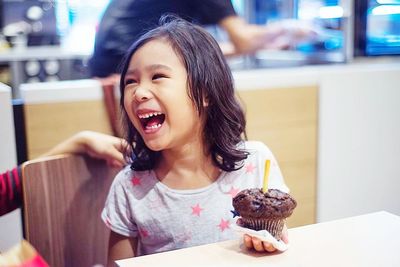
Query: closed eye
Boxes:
[
  {"xmin": 152, "ymin": 73, "xmax": 168, "ymax": 80},
  {"xmin": 125, "ymin": 78, "xmax": 137, "ymax": 86}
]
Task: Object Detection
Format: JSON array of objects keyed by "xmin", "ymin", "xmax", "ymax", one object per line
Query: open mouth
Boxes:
[{"xmin": 138, "ymin": 111, "xmax": 166, "ymax": 131}]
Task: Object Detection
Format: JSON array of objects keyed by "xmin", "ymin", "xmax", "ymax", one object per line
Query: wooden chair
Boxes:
[{"xmin": 21, "ymin": 154, "xmax": 120, "ymax": 267}]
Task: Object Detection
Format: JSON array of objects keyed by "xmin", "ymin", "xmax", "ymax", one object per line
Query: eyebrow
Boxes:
[{"xmin": 126, "ymin": 64, "xmax": 173, "ymax": 76}]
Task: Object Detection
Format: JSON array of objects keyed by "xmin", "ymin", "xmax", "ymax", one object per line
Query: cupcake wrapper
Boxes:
[
  {"xmin": 241, "ymin": 217, "xmax": 285, "ymax": 240},
  {"xmin": 231, "ymin": 224, "xmax": 289, "ymax": 251}
]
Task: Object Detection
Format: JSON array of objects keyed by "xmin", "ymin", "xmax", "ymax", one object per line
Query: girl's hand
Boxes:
[{"xmin": 243, "ymin": 224, "xmax": 288, "ymax": 252}]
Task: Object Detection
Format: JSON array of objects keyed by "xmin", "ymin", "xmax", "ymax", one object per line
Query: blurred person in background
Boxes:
[{"xmin": 89, "ymin": 0, "xmax": 317, "ymax": 81}]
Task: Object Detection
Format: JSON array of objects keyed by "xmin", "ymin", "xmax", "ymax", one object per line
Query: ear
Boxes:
[{"xmin": 202, "ymin": 96, "xmax": 209, "ymax": 107}]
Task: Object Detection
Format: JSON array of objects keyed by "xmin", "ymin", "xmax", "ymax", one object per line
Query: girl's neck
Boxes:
[{"xmin": 154, "ymin": 144, "xmax": 221, "ymax": 190}]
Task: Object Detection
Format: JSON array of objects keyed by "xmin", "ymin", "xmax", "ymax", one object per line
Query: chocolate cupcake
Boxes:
[{"xmin": 232, "ymin": 188, "xmax": 297, "ymax": 240}]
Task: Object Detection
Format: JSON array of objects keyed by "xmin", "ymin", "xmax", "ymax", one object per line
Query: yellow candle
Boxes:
[{"xmin": 262, "ymin": 159, "xmax": 271, "ymax": 193}]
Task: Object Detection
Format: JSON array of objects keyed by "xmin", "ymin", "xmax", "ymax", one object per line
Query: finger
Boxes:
[
  {"xmin": 251, "ymin": 237, "xmax": 265, "ymax": 252},
  {"xmin": 263, "ymin": 242, "xmax": 276, "ymax": 252},
  {"xmin": 263, "ymin": 38, "xmax": 291, "ymax": 50},
  {"xmin": 115, "ymin": 138, "xmax": 129, "ymax": 151},
  {"xmin": 102, "ymin": 140, "xmax": 126, "ymax": 165},
  {"xmin": 243, "ymin": 234, "xmax": 253, "ymax": 249},
  {"xmin": 109, "ymin": 159, "xmax": 123, "ymax": 168},
  {"xmin": 115, "ymin": 139, "xmax": 130, "ymax": 162},
  {"xmin": 282, "ymin": 225, "xmax": 289, "ymax": 244},
  {"xmin": 99, "ymin": 149, "xmax": 123, "ymax": 166},
  {"xmin": 108, "ymin": 148, "xmax": 125, "ymax": 165}
]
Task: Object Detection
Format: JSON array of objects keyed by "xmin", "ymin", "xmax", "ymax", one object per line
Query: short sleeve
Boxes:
[{"xmin": 101, "ymin": 168, "xmax": 138, "ymax": 237}]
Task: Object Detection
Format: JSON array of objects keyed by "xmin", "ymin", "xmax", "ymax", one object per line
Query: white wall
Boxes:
[
  {"xmin": 0, "ymin": 84, "xmax": 22, "ymax": 251},
  {"xmin": 234, "ymin": 61, "xmax": 400, "ymax": 223},
  {"xmin": 317, "ymin": 66, "xmax": 400, "ymax": 222}
]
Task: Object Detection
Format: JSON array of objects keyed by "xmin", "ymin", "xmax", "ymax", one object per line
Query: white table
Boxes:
[{"xmin": 117, "ymin": 211, "xmax": 400, "ymax": 267}]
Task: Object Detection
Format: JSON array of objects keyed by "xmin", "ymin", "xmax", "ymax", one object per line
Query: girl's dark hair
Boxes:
[{"xmin": 120, "ymin": 15, "xmax": 248, "ymax": 172}]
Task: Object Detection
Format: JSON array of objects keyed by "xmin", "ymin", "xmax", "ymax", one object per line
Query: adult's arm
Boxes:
[
  {"xmin": 40, "ymin": 131, "xmax": 127, "ymax": 168},
  {"xmin": 219, "ymin": 16, "xmax": 318, "ymax": 56}
]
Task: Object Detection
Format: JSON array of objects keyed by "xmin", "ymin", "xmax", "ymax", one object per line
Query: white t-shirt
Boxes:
[{"xmin": 102, "ymin": 141, "xmax": 288, "ymax": 256}]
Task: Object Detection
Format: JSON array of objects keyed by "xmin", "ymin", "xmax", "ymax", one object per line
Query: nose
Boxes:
[{"xmin": 134, "ymin": 86, "xmax": 152, "ymax": 102}]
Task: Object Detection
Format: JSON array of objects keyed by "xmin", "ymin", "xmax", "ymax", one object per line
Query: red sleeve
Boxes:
[{"xmin": 0, "ymin": 166, "xmax": 22, "ymax": 216}]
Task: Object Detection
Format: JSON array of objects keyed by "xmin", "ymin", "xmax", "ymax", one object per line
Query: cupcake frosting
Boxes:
[{"xmin": 232, "ymin": 188, "xmax": 297, "ymax": 219}]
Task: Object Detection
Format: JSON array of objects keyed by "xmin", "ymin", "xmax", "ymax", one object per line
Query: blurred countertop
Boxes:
[
  {"xmin": 0, "ymin": 45, "xmax": 90, "ymax": 62},
  {"xmin": 232, "ymin": 56, "xmax": 400, "ymax": 90}
]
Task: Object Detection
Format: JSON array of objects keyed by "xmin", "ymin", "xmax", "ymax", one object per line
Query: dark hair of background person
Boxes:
[
  {"xmin": 119, "ymin": 15, "xmax": 249, "ymax": 172},
  {"xmin": 89, "ymin": 0, "xmax": 236, "ymax": 77}
]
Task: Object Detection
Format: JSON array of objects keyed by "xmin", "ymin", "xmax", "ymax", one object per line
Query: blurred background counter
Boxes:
[
  {"xmin": 0, "ymin": 45, "xmax": 90, "ymax": 98},
  {"xmin": 0, "ymin": 0, "xmax": 399, "ymax": 96}
]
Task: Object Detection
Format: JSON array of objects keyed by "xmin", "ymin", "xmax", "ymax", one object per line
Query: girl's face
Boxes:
[{"xmin": 123, "ymin": 39, "xmax": 203, "ymax": 152}]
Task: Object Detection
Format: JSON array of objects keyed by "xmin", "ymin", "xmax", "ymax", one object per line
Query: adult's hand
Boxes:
[{"xmin": 40, "ymin": 131, "xmax": 128, "ymax": 168}]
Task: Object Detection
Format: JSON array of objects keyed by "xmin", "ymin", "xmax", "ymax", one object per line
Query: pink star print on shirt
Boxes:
[
  {"xmin": 139, "ymin": 228, "xmax": 149, "ymax": 238},
  {"xmin": 218, "ymin": 219, "xmax": 230, "ymax": 232},
  {"xmin": 191, "ymin": 203, "xmax": 203, "ymax": 216},
  {"xmin": 245, "ymin": 163, "xmax": 256, "ymax": 174},
  {"xmin": 131, "ymin": 176, "xmax": 141, "ymax": 186}
]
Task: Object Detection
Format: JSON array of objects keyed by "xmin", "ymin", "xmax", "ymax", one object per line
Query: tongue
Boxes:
[{"xmin": 146, "ymin": 116, "xmax": 162, "ymax": 127}]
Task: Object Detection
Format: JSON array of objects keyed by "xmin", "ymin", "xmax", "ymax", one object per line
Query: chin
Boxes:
[{"xmin": 144, "ymin": 140, "xmax": 165, "ymax": 152}]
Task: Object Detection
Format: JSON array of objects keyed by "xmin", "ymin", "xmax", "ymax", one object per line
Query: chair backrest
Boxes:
[{"xmin": 22, "ymin": 154, "xmax": 119, "ymax": 267}]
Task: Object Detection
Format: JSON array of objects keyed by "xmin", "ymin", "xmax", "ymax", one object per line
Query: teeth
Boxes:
[
  {"xmin": 138, "ymin": 112, "xmax": 162, "ymax": 119},
  {"xmin": 146, "ymin": 124, "xmax": 162, "ymax": 129}
]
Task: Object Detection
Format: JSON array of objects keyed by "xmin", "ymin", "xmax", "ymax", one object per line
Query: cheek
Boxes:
[
  {"xmin": 123, "ymin": 94, "xmax": 130, "ymax": 113},
  {"xmin": 172, "ymin": 103, "xmax": 200, "ymax": 128},
  {"xmin": 123, "ymin": 95, "xmax": 137, "ymax": 125}
]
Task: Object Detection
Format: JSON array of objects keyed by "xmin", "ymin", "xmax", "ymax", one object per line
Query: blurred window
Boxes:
[
  {"xmin": 365, "ymin": 0, "xmax": 400, "ymax": 55},
  {"xmin": 230, "ymin": 0, "xmax": 346, "ymax": 68},
  {"xmin": 55, "ymin": 0, "xmax": 110, "ymax": 53}
]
